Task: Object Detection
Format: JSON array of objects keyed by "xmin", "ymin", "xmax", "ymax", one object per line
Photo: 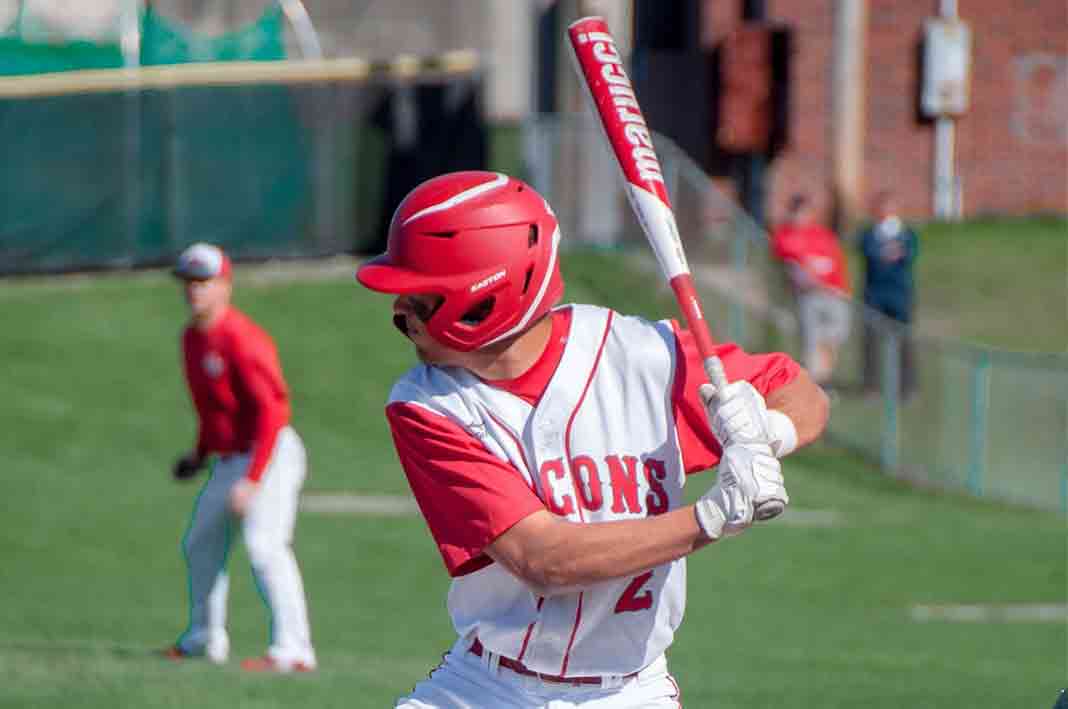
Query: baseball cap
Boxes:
[{"xmin": 173, "ymin": 243, "xmax": 232, "ymax": 281}]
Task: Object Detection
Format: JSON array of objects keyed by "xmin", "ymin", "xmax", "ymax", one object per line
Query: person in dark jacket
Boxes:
[{"xmin": 857, "ymin": 191, "xmax": 918, "ymax": 398}]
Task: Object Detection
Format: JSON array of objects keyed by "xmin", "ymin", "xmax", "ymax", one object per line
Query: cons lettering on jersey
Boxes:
[{"xmin": 537, "ymin": 455, "xmax": 669, "ymax": 519}]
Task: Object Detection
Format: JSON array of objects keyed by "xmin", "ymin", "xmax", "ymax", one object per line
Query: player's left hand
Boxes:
[
  {"xmin": 173, "ymin": 452, "xmax": 206, "ymax": 482},
  {"xmin": 229, "ymin": 478, "xmax": 259, "ymax": 517},
  {"xmin": 700, "ymin": 380, "xmax": 772, "ymax": 449}
]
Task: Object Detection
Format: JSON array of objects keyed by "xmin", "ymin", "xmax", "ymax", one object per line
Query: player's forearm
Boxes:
[
  {"xmin": 766, "ymin": 370, "xmax": 829, "ymax": 452},
  {"xmin": 244, "ymin": 409, "xmax": 286, "ymax": 482},
  {"xmin": 488, "ymin": 507, "xmax": 711, "ymax": 595}
]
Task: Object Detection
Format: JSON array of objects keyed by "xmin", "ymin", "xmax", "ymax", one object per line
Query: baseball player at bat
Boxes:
[
  {"xmin": 163, "ymin": 243, "xmax": 317, "ymax": 673},
  {"xmin": 356, "ymin": 172, "xmax": 829, "ymax": 707}
]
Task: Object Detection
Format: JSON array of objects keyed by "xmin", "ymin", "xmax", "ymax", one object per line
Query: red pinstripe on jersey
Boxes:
[
  {"xmin": 558, "ymin": 310, "xmax": 614, "ymax": 676},
  {"xmin": 515, "ymin": 595, "xmax": 545, "ymax": 664}
]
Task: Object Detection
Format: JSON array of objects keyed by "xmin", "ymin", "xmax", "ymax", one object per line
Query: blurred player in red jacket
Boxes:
[
  {"xmin": 770, "ymin": 194, "xmax": 852, "ymax": 386},
  {"xmin": 164, "ymin": 243, "xmax": 316, "ymax": 673}
]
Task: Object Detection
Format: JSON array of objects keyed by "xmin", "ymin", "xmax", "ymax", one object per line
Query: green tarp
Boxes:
[{"xmin": 0, "ymin": 5, "xmax": 309, "ymax": 273}]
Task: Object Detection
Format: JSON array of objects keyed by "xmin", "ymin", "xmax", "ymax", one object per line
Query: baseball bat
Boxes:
[{"xmin": 567, "ymin": 16, "xmax": 783, "ymax": 522}]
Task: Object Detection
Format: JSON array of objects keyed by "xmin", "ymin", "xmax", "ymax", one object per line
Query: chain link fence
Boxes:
[{"xmin": 522, "ymin": 113, "xmax": 1068, "ymax": 514}]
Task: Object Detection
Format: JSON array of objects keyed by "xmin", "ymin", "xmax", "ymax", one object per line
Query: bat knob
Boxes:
[{"xmin": 754, "ymin": 499, "xmax": 786, "ymax": 521}]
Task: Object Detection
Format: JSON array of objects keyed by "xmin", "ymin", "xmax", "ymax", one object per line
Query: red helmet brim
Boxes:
[{"xmin": 356, "ymin": 255, "xmax": 445, "ymax": 295}]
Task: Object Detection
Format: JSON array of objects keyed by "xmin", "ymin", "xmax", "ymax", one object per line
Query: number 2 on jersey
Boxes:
[{"xmin": 614, "ymin": 571, "xmax": 654, "ymax": 613}]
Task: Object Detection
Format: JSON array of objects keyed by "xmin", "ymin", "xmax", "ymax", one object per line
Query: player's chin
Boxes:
[
  {"xmin": 400, "ymin": 327, "xmax": 438, "ymax": 363},
  {"xmin": 414, "ymin": 342, "xmax": 455, "ymax": 366}
]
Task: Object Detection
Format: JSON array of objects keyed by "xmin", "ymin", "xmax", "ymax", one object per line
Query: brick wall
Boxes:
[{"xmin": 723, "ymin": 0, "xmax": 1068, "ymax": 222}]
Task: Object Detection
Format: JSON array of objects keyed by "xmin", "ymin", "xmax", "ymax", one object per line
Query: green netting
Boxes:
[
  {"xmin": 0, "ymin": 4, "xmax": 313, "ymax": 272},
  {"xmin": 0, "ymin": 37, "xmax": 123, "ymax": 75},
  {"xmin": 140, "ymin": 5, "xmax": 286, "ymax": 65},
  {"xmin": 0, "ymin": 91, "xmax": 130, "ymax": 270}
]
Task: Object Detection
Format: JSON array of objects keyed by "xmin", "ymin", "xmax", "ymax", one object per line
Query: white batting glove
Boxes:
[
  {"xmin": 694, "ymin": 461, "xmax": 753, "ymax": 541},
  {"xmin": 720, "ymin": 444, "xmax": 788, "ymax": 511},
  {"xmin": 700, "ymin": 380, "xmax": 772, "ymax": 449},
  {"xmin": 701, "ymin": 380, "xmax": 799, "ymax": 458},
  {"xmin": 700, "ymin": 380, "xmax": 792, "ymax": 519},
  {"xmin": 695, "ymin": 444, "xmax": 788, "ymax": 540}
]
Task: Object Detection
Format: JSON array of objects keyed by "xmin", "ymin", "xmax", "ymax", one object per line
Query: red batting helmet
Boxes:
[{"xmin": 357, "ymin": 171, "xmax": 564, "ymax": 352}]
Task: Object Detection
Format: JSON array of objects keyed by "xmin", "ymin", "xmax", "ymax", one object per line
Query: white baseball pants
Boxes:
[
  {"xmin": 177, "ymin": 426, "xmax": 316, "ymax": 668},
  {"xmin": 395, "ymin": 638, "xmax": 682, "ymax": 708}
]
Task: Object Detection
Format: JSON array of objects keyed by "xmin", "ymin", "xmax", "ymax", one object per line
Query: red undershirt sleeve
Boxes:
[
  {"xmin": 233, "ymin": 339, "xmax": 288, "ymax": 484},
  {"xmin": 386, "ymin": 401, "xmax": 546, "ymax": 577},
  {"xmin": 670, "ymin": 321, "xmax": 801, "ymax": 475},
  {"xmin": 195, "ymin": 427, "xmax": 209, "ymax": 463}
]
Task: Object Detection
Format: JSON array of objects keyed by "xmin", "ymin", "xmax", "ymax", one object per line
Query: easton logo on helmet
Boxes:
[{"xmin": 470, "ymin": 269, "xmax": 506, "ymax": 293}]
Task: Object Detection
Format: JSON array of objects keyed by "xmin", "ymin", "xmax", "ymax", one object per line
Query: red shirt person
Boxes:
[
  {"xmin": 770, "ymin": 196, "xmax": 851, "ymax": 297},
  {"xmin": 769, "ymin": 195, "xmax": 853, "ymax": 385},
  {"xmin": 181, "ymin": 306, "xmax": 290, "ymax": 485},
  {"xmin": 165, "ymin": 243, "xmax": 317, "ymax": 674}
]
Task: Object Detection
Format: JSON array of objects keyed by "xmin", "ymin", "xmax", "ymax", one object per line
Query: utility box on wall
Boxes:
[{"xmin": 921, "ymin": 18, "xmax": 972, "ymax": 117}]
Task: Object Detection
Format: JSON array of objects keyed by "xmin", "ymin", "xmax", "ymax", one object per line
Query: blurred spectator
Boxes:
[
  {"xmin": 770, "ymin": 194, "xmax": 852, "ymax": 387},
  {"xmin": 856, "ymin": 191, "xmax": 918, "ymax": 398}
]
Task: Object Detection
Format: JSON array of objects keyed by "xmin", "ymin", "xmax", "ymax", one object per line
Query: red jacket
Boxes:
[
  {"xmin": 182, "ymin": 307, "xmax": 290, "ymax": 482},
  {"xmin": 770, "ymin": 222, "xmax": 851, "ymax": 295}
]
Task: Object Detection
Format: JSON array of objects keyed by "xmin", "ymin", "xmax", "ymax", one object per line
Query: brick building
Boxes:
[{"xmin": 704, "ymin": 0, "xmax": 1067, "ymax": 223}]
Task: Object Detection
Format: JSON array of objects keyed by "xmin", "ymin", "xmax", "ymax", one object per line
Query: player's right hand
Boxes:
[
  {"xmin": 700, "ymin": 380, "xmax": 772, "ymax": 450},
  {"xmin": 172, "ymin": 453, "xmax": 205, "ymax": 482}
]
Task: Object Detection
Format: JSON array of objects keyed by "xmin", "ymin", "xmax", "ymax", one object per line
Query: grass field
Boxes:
[{"xmin": 1, "ymin": 253, "xmax": 1064, "ymax": 708}]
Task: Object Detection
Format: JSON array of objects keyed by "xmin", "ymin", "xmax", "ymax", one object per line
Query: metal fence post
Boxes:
[
  {"xmin": 1062, "ymin": 400, "xmax": 1067, "ymax": 515},
  {"xmin": 119, "ymin": 0, "xmax": 142, "ymax": 267},
  {"xmin": 163, "ymin": 88, "xmax": 182, "ymax": 254},
  {"xmin": 881, "ymin": 324, "xmax": 900, "ymax": 471},
  {"xmin": 312, "ymin": 83, "xmax": 338, "ymax": 252},
  {"xmin": 728, "ymin": 221, "xmax": 748, "ymax": 344},
  {"xmin": 1061, "ymin": 458, "xmax": 1067, "ymax": 516},
  {"xmin": 967, "ymin": 350, "xmax": 990, "ymax": 497}
]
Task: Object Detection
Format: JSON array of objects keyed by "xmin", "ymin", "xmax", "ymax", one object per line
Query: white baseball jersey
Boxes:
[{"xmin": 386, "ymin": 304, "xmax": 799, "ymax": 679}]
